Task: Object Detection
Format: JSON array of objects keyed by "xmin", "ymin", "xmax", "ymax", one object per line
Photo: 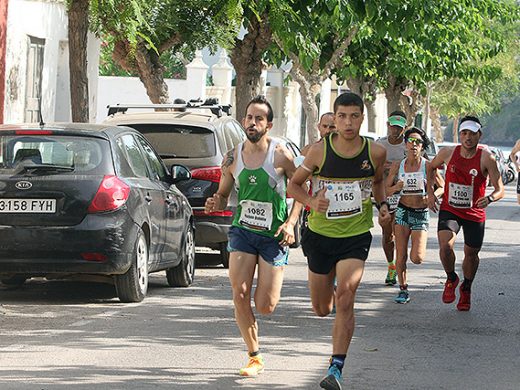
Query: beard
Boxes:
[{"xmin": 246, "ymin": 127, "xmax": 267, "ymax": 143}]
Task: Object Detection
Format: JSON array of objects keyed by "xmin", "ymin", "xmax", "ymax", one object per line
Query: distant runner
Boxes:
[
  {"xmin": 427, "ymin": 116, "xmax": 504, "ymax": 311},
  {"xmin": 376, "ymin": 111, "xmax": 408, "ymax": 285},
  {"xmin": 386, "ymin": 127, "xmax": 443, "ymax": 304}
]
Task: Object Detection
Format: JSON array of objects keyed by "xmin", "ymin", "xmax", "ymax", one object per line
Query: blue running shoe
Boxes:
[
  {"xmin": 394, "ymin": 289, "xmax": 410, "ymax": 304},
  {"xmin": 320, "ymin": 364, "xmax": 342, "ymax": 390}
]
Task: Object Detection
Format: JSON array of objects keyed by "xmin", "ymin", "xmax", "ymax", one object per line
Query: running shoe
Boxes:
[
  {"xmin": 457, "ymin": 285, "xmax": 471, "ymax": 311},
  {"xmin": 239, "ymin": 354, "xmax": 264, "ymax": 377},
  {"xmin": 320, "ymin": 364, "xmax": 342, "ymax": 390},
  {"xmin": 442, "ymin": 275, "xmax": 459, "ymax": 304},
  {"xmin": 385, "ymin": 263, "xmax": 397, "ymax": 285},
  {"xmin": 394, "ymin": 289, "xmax": 410, "ymax": 304}
]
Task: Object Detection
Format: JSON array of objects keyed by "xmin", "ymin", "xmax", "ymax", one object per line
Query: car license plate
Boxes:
[{"xmin": 0, "ymin": 198, "xmax": 56, "ymax": 213}]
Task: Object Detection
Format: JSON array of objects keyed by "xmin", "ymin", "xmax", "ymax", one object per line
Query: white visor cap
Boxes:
[{"xmin": 459, "ymin": 120, "xmax": 481, "ymax": 133}]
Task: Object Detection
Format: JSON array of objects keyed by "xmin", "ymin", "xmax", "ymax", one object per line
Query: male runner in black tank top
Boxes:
[{"xmin": 288, "ymin": 92, "xmax": 390, "ymax": 390}]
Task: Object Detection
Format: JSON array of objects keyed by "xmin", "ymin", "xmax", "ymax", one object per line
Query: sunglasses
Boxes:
[{"xmin": 406, "ymin": 137, "xmax": 424, "ymax": 145}]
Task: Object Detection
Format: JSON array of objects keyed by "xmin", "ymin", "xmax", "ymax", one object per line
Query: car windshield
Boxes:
[
  {"xmin": 0, "ymin": 135, "xmax": 109, "ymax": 174},
  {"xmin": 126, "ymin": 124, "xmax": 216, "ymax": 158}
]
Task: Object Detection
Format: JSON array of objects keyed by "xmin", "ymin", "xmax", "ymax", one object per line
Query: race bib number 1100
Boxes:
[{"xmin": 448, "ymin": 182, "xmax": 473, "ymax": 208}]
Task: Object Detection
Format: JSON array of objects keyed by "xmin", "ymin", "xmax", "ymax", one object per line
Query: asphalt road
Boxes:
[{"xmin": 1, "ymin": 185, "xmax": 519, "ymax": 390}]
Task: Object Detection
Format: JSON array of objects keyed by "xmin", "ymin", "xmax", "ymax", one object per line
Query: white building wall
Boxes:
[
  {"xmin": 97, "ymin": 76, "xmax": 210, "ymax": 122},
  {"xmin": 4, "ymin": 0, "xmax": 99, "ymax": 124}
]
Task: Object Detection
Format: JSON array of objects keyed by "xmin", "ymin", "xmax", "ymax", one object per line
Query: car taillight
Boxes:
[
  {"xmin": 88, "ymin": 176, "xmax": 130, "ymax": 213},
  {"xmin": 191, "ymin": 166, "xmax": 222, "ymax": 183},
  {"xmin": 193, "ymin": 209, "xmax": 233, "ymax": 217},
  {"xmin": 15, "ymin": 130, "xmax": 53, "ymax": 135}
]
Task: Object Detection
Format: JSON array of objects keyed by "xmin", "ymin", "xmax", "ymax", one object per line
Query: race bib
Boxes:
[
  {"xmin": 239, "ymin": 200, "xmax": 273, "ymax": 231},
  {"xmin": 325, "ymin": 181, "xmax": 362, "ymax": 219},
  {"xmin": 402, "ymin": 171, "xmax": 425, "ymax": 195},
  {"xmin": 448, "ymin": 182, "xmax": 473, "ymax": 208},
  {"xmin": 387, "ymin": 193, "xmax": 401, "ymax": 212}
]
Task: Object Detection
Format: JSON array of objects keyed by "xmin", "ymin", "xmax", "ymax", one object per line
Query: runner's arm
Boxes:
[
  {"xmin": 476, "ymin": 151, "xmax": 505, "ymax": 208},
  {"xmin": 287, "ymin": 142, "xmax": 326, "ymax": 211},
  {"xmin": 204, "ymin": 148, "xmax": 235, "ymax": 212},
  {"xmin": 427, "ymin": 147, "xmax": 451, "ymax": 199},
  {"xmin": 276, "ymin": 145, "xmax": 304, "ymax": 226},
  {"xmin": 371, "ymin": 142, "xmax": 388, "ymax": 206},
  {"xmin": 385, "ymin": 161, "xmax": 401, "ymax": 196}
]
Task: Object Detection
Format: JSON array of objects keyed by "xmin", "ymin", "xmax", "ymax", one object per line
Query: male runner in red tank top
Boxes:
[{"xmin": 427, "ymin": 116, "xmax": 504, "ymax": 311}]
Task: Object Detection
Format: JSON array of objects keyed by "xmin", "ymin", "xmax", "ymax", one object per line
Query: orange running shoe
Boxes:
[
  {"xmin": 457, "ymin": 285, "xmax": 471, "ymax": 311},
  {"xmin": 239, "ymin": 354, "xmax": 264, "ymax": 377},
  {"xmin": 385, "ymin": 263, "xmax": 397, "ymax": 285},
  {"xmin": 442, "ymin": 275, "xmax": 459, "ymax": 304}
]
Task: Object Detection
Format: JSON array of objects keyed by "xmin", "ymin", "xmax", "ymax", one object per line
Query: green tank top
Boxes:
[
  {"xmin": 308, "ymin": 134, "xmax": 375, "ymax": 238},
  {"xmin": 232, "ymin": 139, "xmax": 287, "ymax": 238}
]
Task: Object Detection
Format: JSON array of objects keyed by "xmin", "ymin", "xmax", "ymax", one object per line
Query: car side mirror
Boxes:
[{"xmin": 171, "ymin": 164, "xmax": 191, "ymax": 183}]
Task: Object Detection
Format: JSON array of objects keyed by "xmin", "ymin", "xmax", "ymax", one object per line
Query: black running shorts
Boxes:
[
  {"xmin": 437, "ymin": 210, "xmax": 485, "ymax": 249},
  {"xmin": 301, "ymin": 229, "xmax": 372, "ymax": 275}
]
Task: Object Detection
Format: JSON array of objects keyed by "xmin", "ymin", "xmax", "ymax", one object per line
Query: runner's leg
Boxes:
[
  {"xmin": 410, "ymin": 229, "xmax": 428, "ymax": 265},
  {"xmin": 308, "ymin": 269, "xmax": 336, "ymax": 317},
  {"xmin": 438, "ymin": 230, "xmax": 457, "ymax": 274},
  {"xmin": 395, "ymin": 224, "xmax": 411, "ymax": 287},
  {"xmin": 228, "ymin": 251, "xmax": 259, "ymax": 353},
  {"xmin": 254, "ymin": 257, "xmax": 285, "ymax": 315},
  {"xmin": 332, "ymin": 259, "xmax": 365, "ymax": 354}
]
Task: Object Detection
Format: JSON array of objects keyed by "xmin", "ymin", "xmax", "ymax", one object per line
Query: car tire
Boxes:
[
  {"xmin": 115, "ymin": 229, "xmax": 148, "ymax": 303},
  {"xmin": 166, "ymin": 225, "xmax": 195, "ymax": 287},
  {"xmin": 220, "ymin": 242, "xmax": 230, "ymax": 269},
  {"xmin": 1, "ymin": 275, "xmax": 27, "ymax": 286}
]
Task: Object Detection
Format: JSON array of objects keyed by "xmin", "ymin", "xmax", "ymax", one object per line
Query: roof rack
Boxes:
[{"xmin": 107, "ymin": 98, "xmax": 232, "ymax": 118}]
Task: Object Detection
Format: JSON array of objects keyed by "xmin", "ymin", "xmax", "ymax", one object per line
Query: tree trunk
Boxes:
[
  {"xmin": 401, "ymin": 89, "xmax": 421, "ymax": 127},
  {"xmin": 421, "ymin": 86, "xmax": 431, "ymax": 133},
  {"xmin": 68, "ymin": 0, "xmax": 90, "ymax": 122},
  {"xmin": 347, "ymin": 77, "xmax": 378, "ymax": 133},
  {"xmin": 135, "ymin": 42, "xmax": 169, "ymax": 104},
  {"xmin": 229, "ymin": 13, "xmax": 271, "ymax": 121},
  {"xmin": 430, "ymin": 107, "xmax": 443, "ymax": 142},
  {"xmin": 385, "ymin": 76, "xmax": 407, "ymax": 115},
  {"xmin": 452, "ymin": 114, "xmax": 460, "ymax": 143},
  {"xmin": 366, "ymin": 99, "xmax": 377, "ymax": 134},
  {"xmin": 290, "ymin": 65, "xmax": 320, "ymax": 144}
]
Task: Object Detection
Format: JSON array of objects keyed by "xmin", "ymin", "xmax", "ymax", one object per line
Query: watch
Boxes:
[
  {"xmin": 376, "ymin": 201, "xmax": 389, "ymax": 211},
  {"xmin": 487, "ymin": 195, "xmax": 494, "ymax": 203}
]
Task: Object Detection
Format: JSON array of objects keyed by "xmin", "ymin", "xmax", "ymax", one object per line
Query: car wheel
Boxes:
[
  {"xmin": 166, "ymin": 225, "xmax": 195, "ymax": 287},
  {"xmin": 220, "ymin": 242, "xmax": 230, "ymax": 269},
  {"xmin": 1, "ymin": 275, "xmax": 27, "ymax": 286},
  {"xmin": 115, "ymin": 229, "xmax": 148, "ymax": 303}
]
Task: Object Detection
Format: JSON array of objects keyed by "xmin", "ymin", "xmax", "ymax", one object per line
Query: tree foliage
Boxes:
[{"xmin": 90, "ymin": 0, "xmax": 242, "ymax": 102}]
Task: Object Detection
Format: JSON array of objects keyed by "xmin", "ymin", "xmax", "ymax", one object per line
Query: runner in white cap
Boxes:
[{"xmin": 427, "ymin": 115, "xmax": 504, "ymax": 311}]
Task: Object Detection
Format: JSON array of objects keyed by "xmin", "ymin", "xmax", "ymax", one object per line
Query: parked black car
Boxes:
[{"xmin": 0, "ymin": 123, "xmax": 194, "ymax": 302}]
